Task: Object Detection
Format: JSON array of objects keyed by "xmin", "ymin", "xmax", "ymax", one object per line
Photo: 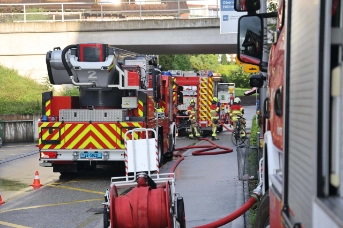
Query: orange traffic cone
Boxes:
[
  {"xmin": 30, "ymin": 171, "xmax": 43, "ymax": 190},
  {"xmin": 0, "ymin": 194, "xmax": 4, "ymax": 205}
]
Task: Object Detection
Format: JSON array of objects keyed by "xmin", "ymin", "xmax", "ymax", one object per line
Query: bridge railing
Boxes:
[{"xmin": 0, "ymin": 0, "xmax": 221, "ymax": 23}]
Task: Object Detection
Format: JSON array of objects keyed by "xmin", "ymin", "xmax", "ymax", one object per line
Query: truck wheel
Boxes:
[
  {"xmin": 103, "ymin": 206, "xmax": 110, "ymax": 228},
  {"xmin": 177, "ymin": 128, "xmax": 186, "ymax": 137},
  {"xmin": 158, "ymin": 134, "xmax": 164, "ymax": 168},
  {"xmin": 176, "ymin": 197, "xmax": 186, "ymax": 228},
  {"xmin": 254, "ymin": 191, "xmax": 270, "ymax": 228},
  {"xmin": 164, "ymin": 131, "xmax": 175, "ymax": 161},
  {"xmin": 59, "ymin": 172, "xmax": 73, "ymax": 176}
]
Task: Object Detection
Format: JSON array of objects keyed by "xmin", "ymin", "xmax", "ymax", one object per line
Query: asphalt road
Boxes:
[
  {"xmin": 0, "ymin": 105, "xmax": 257, "ymax": 228},
  {"xmin": 0, "ymin": 138, "xmax": 198, "ymax": 228}
]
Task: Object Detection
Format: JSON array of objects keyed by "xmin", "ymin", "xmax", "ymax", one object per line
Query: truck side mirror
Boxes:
[
  {"xmin": 250, "ymin": 74, "xmax": 264, "ymax": 87},
  {"xmin": 237, "ymin": 15, "xmax": 263, "ymax": 66},
  {"xmin": 234, "ymin": 0, "xmax": 260, "ymax": 12}
]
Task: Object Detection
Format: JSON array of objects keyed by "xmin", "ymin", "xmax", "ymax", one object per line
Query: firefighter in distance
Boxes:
[
  {"xmin": 210, "ymin": 97, "xmax": 220, "ymax": 140},
  {"xmin": 187, "ymin": 99, "xmax": 200, "ymax": 139},
  {"xmin": 229, "ymin": 97, "xmax": 246, "ymax": 135}
]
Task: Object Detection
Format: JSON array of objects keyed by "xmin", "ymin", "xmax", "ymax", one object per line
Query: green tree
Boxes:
[
  {"xmin": 217, "ymin": 63, "xmax": 250, "ymax": 88},
  {"xmin": 158, "ymin": 55, "xmax": 175, "ymax": 71},
  {"xmin": 189, "ymin": 54, "xmax": 219, "ymax": 72},
  {"xmin": 221, "ymin": 54, "xmax": 228, "ymax": 65},
  {"xmin": 265, "ymin": 1, "xmax": 278, "ymax": 47},
  {"xmin": 226, "ymin": 68, "xmax": 250, "ymax": 88},
  {"xmin": 172, "ymin": 54, "xmax": 192, "ymax": 71}
]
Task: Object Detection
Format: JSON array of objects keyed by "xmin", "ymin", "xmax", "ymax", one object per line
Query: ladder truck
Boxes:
[
  {"xmin": 40, "ymin": 43, "xmax": 176, "ymax": 174},
  {"xmin": 235, "ymin": 0, "xmax": 343, "ymax": 227}
]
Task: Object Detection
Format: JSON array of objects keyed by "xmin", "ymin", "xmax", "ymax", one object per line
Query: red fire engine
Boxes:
[
  {"xmin": 40, "ymin": 43, "xmax": 176, "ymax": 174},
  {"xmin": 172, "ymin": 71, "xmax": 222, "ymax": 136},
  {"xmin": 235, "ymin": 0, "xmax": 343, "ymax": 227}
]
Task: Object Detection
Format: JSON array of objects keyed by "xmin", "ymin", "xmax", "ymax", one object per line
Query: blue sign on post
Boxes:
[{"xmin": 220, "ymin": 0, "xmax": 246, "ymax": 34}]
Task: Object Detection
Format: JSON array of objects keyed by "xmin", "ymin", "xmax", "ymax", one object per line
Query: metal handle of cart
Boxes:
[{"xmin": 110, "ymin": 128, "xmax": 174, "ymax": 188}]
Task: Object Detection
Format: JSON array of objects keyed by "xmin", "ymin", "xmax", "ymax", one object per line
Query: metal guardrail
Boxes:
[{"xmin": 0, "ymin": 0, "xmax": 221, "ymax": 23}]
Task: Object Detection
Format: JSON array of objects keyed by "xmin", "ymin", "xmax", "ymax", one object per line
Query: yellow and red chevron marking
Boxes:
[
  {"xmin": 118, "ymin": 122, "xmax": 143, "ymax": 142},
  {"xmin": 207, "ymin": 76, "xmax": 213, "ymax": 120},
  {"xmin": 39, "ymin": 122, "xmax": 143, "ymax": 150},
  {"xmin": 45, "ymin": 99, "xmax": 51, "ymax": 116},
  {"xmin": 40, "ymin": 122, "xmax": 62, "ymax": 143},
  {"xmin": 160, "ymin": 100, "xmax": 166, "ymax": 113},
  {"xmin": 173, "ymin": 78, "xmax": 177, "ymax": 102},
  {"xmin": 138, "ymin": 100, "xmax": 144, "ymax": 116},
  {"xmin": 200, "ymin": 78, "xmax": 208, "ymax": 121}
]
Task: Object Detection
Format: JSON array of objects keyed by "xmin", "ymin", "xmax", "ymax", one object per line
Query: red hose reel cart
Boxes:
[{"xmin": 102, "ymin": 128, "xmax": 186, "ymax": 228}]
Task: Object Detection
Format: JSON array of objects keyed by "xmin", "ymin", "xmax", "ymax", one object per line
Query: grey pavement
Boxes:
[
  {"xmin": 0, "ymin": 142, "xmax": 38, "ymax": 164},
  {"xmin": 0, "ymin": 143, "xmax": 60, "ymax": 203},
  {"xmin": 170, "ymin": 105, "xmax": 256, "ymax": 227}
]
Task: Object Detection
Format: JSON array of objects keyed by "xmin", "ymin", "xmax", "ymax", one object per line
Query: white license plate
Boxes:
[{"xmin": 80, "ymin": 152, "xmax": 102, "ymax": 159}]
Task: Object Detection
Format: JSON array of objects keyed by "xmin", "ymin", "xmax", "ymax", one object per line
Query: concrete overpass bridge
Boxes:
[{"xmin": 0, "ymin": 18, "xmax": 237, "ymax": 83}]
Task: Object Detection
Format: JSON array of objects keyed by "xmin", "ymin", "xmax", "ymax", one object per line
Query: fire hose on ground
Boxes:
[{"xmin": 169, "ymin": 136, "xmax": 261, "ymax": 228}]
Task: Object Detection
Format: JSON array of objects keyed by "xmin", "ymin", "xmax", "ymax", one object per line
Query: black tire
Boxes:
[
  {"xmin": 177, "ymin": 128, "xmax": 186, "ymax": 137},
  {"xmin": 59, "ymin": 172, "xmax": 73, "ymax": 177},
  {"xmin": 176, "ymin": 197, "xmax": 186, "ymax": 228},
  {"xmin": 173, "ymin": 127, "xmax": 176, "ymax": 151},
  {"xmin": 164, "ymin": 133, "xmax": 174, "ymax": 161},
  {"xmin": 217, "ymin": 125, "xmax": 223, "ymax": 132},
  {"xmin": 254, "ymin": 191, "xmax": 270, "ymax": 228},
  {"xmin": 103, "ymin": 207, "xmax": 110, "ymax": 228},
  {"xmin": 231, "ymin": 130, "xmax": 239, "ymax": 146},
  {"xmin": 231, "ymin": 128, "xmax": 247, "ymax": 146},
  {"xmin": 239, "ymin": 129, "xmax": 247, "ymax": 145},
  {"xmin": 158, "ymin": 134, "xmax": 164, "ymax": 168}
]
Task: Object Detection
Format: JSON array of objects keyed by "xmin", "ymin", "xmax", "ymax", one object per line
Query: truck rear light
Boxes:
[
  {"xmin": 199, "ymin": 121, "xmax": 208, "ymax": 128},
  {"xmin": 41, "ymin": 152, "xmax": 57, "ymax": 159}
]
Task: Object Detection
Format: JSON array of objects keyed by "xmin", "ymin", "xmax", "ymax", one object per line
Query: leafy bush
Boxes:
[
  {"xmin": 60, "ymin": 86, "xmax": 80, "ymax": 96},
  {"xmin": 0, "ymin": 65, "xmax": 50, "ymax": 115},
  {"xmin": 218, "ymin": 63, "xmax": 251, "ymax": 88}
]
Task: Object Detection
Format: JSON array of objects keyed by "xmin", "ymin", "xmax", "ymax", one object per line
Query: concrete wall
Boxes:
[
  {"xmin": 0, "ymin": 19, "xmax": 237, "ymax": 84},
  {"xmin": 0, "ymin": 114, "xmax": 40, "ymax": 143}
]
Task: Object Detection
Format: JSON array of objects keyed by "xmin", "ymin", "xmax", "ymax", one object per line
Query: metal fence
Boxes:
[{"xmin": 0, "ymin": 0, "xmax": 221, "ymax": 23}]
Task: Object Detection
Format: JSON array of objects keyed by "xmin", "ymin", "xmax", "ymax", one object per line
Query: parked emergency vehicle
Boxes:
[
  {"xmin": 172, "ymin": 70, "xmax": 221, "ymax": 136},
  {"xmin": 40, "ymin": 44, "xmax": 176, "ymax": 174},
  {"xmin": 169, "ymin": 70, "xmax": 199, "ymax": 134},
  {"xmin": 235, "ymin": 0, "xmax": 343, "ymax": 227},
  {"xmin": 217, "ymin": 82, "xmax": 235, "ymax": 124}
]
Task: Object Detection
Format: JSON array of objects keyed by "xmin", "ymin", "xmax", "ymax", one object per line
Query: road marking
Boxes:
[
  {"xmin": 1, "ymin": 145, "xmax": 35, "ymax": 148},
  {"xmin": 0, "ymin": 198, "xmax": 102, "ymax": 214},
  {"xmin": 47, "ymin": 184, "xmax": 104, "ymax": 195},
  {"xmin": 0, "ymin": 220, "xmax": 31, "ymax": 228}
]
